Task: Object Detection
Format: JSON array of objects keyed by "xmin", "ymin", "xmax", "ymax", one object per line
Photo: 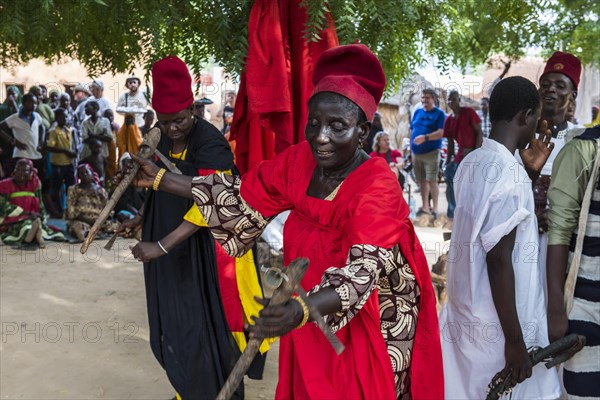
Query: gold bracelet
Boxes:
[
  {"xmin": 153, "ymin": 168, "xmax": 166, "ymax": 191},
  {"xmin": 292, "ymin": 295, "xmax": 309, "ymax": 329}
]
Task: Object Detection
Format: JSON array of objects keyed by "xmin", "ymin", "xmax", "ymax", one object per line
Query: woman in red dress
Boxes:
[{"xmin": 130, "ymin": 44, "xmax": 443, "ymax": 399}]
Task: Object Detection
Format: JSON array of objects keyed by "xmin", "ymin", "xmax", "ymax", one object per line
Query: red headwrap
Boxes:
[
  {"xmin": 540, "ymin": 51, "xmax": 582, "ymax": 89},
  {"xmin": 151, "ymin": 55, "xmax": 194, "ymax": 114},
  {"xmin": 311, "ymin": 44, "xmax": 386, "ymax": 121}
]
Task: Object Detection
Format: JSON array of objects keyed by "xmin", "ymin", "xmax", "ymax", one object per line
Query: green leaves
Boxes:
[{"xmin": 0, "ymin": 0, "xmax": 597, "ymax": 90}]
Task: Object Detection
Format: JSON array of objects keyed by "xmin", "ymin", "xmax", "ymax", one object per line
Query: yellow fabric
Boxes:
[
  {"xmin": 183, "ymin": 203, "xmax": 208, "ymax": 227},
  {"xmin": 116, "ymin": 124, "xmax": 142, "ymax": 159},
  {"xmin": 169, "ymin": 148, "xmax": 187, "ymax": 161},
  {"xmin": 175, "ymin": 393, "xmax": 182, "ymax": 400},
  {"xmin": 585, "ymin": 113, "xmax": 600, "ymax": 127},
  {"xmin": 235, "ymin": 249, "xmax": 277, "ymax": 354},
  {"xmin": 47, "ymin": 126, "xmax": 73, "ymax": 166},
  {"xmin": 181, "ymin": 167, "xmax": 274, "ymax": 353}
]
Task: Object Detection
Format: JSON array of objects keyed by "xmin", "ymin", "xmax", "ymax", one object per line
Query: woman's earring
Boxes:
[{"xmin": 358, "ymin": 141, "xmax": 364, "ymax": 149}]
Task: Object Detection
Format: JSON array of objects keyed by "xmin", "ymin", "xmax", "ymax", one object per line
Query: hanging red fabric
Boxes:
[{"xmin": 229, "ymin": 0, "xmax": 338, "ymax": 174}]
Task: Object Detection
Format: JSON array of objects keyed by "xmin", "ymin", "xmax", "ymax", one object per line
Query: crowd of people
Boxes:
[
  {"xmin": 0, "ymin": 76, "xmax": 237, "ymax": 248},
  {"xmin": 123, "ymin": 46, "xmax": 598, "ymax": 400},
  {"xmin": 1, "ymin": 43, "xmax": 598, "ymax": 400}
]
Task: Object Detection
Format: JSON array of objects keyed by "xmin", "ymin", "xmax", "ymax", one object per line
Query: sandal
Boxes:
[{"xmin": 416, "ymin": 208, "xmax": 432, "ymax": 217}]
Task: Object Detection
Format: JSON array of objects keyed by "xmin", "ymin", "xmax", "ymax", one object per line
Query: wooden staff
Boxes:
[
  {"xmin": 80, "ymin": 128, "xmax": 161, "ymax": 254},
  {"xmin": 215, "ymin": 257, "xmax": 309, "ymax": 400},
  {"xmin": 103, "ymin": 148, "xmax": 183, "ymax": 252}
]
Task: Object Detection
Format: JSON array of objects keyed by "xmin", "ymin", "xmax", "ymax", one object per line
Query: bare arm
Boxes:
[
  {"xmin": 486, "ymin": 227, "xmax": 532, "ymax": 386},
  {"xmin": 157, "ymin": 172, "xmax": 195, "ymax": 199},
  {"xmin": 473, "ymin": 122, "xmax": 483, "ymax": 148},
  {"xmin": 130, "ymin": 220, "xmax": 201, "ymax": 262},
  {"xmin": 546, "ymin": 245, "xmax": 570, "ymax": 341},
  {"xmin": 428, "ymin": 128, "xmax": 444, "ymax": 140},
  {"xmin": 0, "ymin": 121, "xmax": 14, "ymax": 144}
]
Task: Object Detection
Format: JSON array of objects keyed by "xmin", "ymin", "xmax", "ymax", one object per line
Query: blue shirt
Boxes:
[{"xmin": 410, "ymin": 107, "xmax": 445, "ymax": 154}]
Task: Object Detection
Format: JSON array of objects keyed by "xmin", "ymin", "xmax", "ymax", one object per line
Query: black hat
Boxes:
[{"xmin": 194, "ymin": 97, "xmax": 214, "ymax": 105}]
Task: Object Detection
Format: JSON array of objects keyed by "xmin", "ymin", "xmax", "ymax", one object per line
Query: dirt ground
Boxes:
[
  {"xmin": 0, "ymin": 238, "xmax": 279, "ymax": 400},
  {"xmin": 0, "ymin": 186, "xmax": 447, "ymax": 399}
]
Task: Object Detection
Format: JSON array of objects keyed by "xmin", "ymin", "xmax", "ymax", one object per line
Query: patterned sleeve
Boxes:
[
  {"xmin": 0, "ymin": 193, "xmax": 23, "ymax": 218},
  {"xmin": 191, "ymin": 172, "xmax": 273, "ymax": 257},
  {"xmin": 309, "ymin": 244, "xmax": 392, "ymax": 333}
]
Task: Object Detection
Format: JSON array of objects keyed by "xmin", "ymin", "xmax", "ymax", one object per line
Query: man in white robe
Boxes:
[{"xmin": 439, "ymin": 77, "xmax": 561, "ymax": 399}]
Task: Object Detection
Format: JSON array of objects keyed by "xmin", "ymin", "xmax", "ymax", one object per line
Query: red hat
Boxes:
[
  {"xmin": 540, "ymin": 51, "xmax": 582, "ymax": 89},
  {"xmin": 151, "ymin": 55, "xmax": 194, "ymax": 114},
  {"xmin": 311, "ymin": 44, "xmax": 386, "ymax": 121}
]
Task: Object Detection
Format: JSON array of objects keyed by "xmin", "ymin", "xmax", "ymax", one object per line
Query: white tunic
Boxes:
[
  {"xmin": 439, "ymin": 138, "xmax": 561, "ymax": 399},
  {"xmin": 5, "ymin": 112, "xmax": 43, "ymax": 160}
]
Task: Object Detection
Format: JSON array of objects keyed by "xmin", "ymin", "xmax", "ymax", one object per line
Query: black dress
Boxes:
[{"xmin": 142, "ymin": 118, "xmax": 242, "ymax": 399}]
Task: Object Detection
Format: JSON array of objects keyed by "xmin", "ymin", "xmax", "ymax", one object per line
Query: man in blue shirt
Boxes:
[{"xmin": 410, "ymin": 88, "xmax": 445, "ymax": 216}]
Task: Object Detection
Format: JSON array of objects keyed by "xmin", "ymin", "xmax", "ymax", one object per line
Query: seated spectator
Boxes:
[
  {"xmin": 66, "ymin": 164, "xmax": 115, "ymax": 241},
  {"xmin": 139, "ymin": 110, "xmax": 155, "ymax": 136},
  {"xmin": 0, "ymin": 159, "xmax": 64, "ymax": 248},
  {"xmin": 116, "ymin": 113, "xmax": 142, "ymax": 160},
  {"xmin": 80, "ymin": 138, "xmax": 107, "ymax": 185},
  {"xmin": 112, "ymin": 153, "xmax": 146, "ymax": 221},
  {"xmin": 45, "ymin": 109, "xmax": 77, "ymax": 216},
  {"xmin": 370, "ymin": 131, "xmax": 404, "ymax": 184}
]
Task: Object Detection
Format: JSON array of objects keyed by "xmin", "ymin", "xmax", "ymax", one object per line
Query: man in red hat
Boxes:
[
  {"xmin": 127, "ymin": 44, "xmax": 443, "ymax": 400},
  {"xmin": 119, "ymin": 55, "xmax": 267, "ymax": 400},
  {"xmin": 526, "ymin": 52, "xmax": 582, "ymax": 321}
]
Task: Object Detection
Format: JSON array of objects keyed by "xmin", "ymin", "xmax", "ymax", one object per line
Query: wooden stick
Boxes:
[
  {"xmin": 215, "ymin": 258, "xmax": 309, "ymax": 400},
  {"xmin": 80, "ymin": 128, "xmax": 161, "ymax": 254}
]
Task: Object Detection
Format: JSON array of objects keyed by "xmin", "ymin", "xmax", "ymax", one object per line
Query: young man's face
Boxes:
[
  {"xmin": 85, "ymin": 103, "xmax": 95, "ymax": 116},
  {"xmin": 103, "ymin": 110, "xmax": 114, "ymax": 123},
  {"xmin": 520, "ymin": 106, "xmax": 541, "ymax": 148},
  {"xmin": 144, "ymin": 113, "xmax": 154, "ymax": 126},
  {"xmin": 56, "ymin": 113, "xmax": 67, "ymax": 126},
  {"xmin": 539, "ymin": 73, "xmax": 575, "ymax": 116},
  {"xmin": 447, "ymin": 94, "xmax": 460, "ymax": 114},
  {"xmin": 23, "ymin": 97, "xmax": 37, "ymax": 114}
]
